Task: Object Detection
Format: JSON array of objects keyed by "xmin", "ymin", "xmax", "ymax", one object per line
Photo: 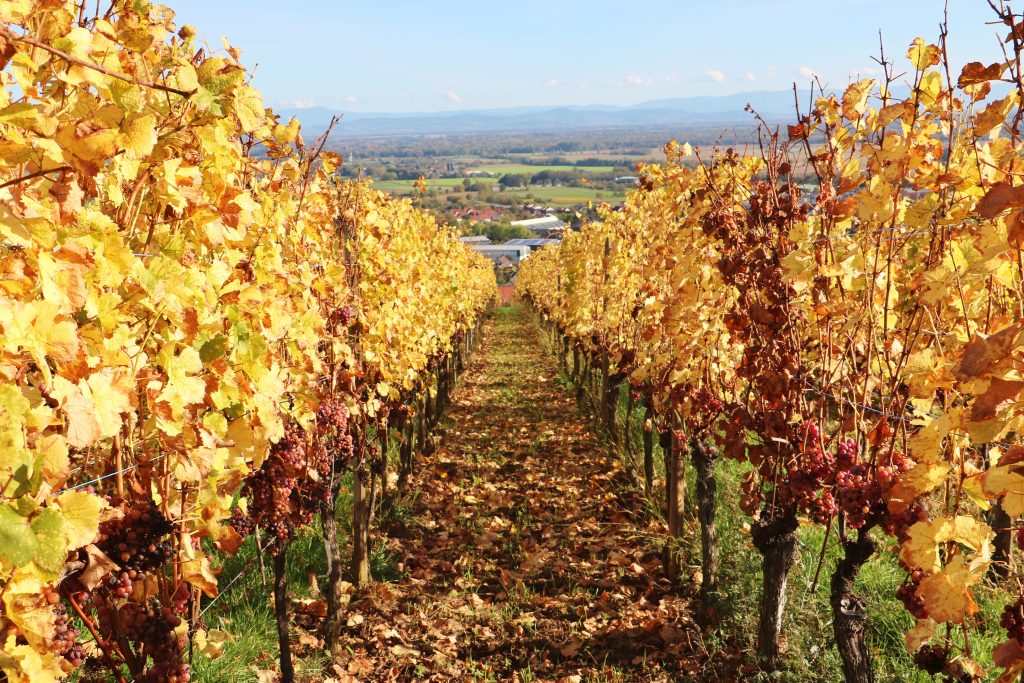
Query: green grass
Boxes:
[
  {"xmin": 370, "ymin": 176, "xmax": 626, "ymax": 205},
  {"xmin": 466, "ymin": 164, "xmax": 615, "ymax": 175},
  {"xmin": 193, "ymin": 528, "xmax": 331, "ymax": 682},
  {"xmin": 195, "ymin": 452, "xmax": 412, "ymax": 681},
  {"xmin": 371, "ymin": 177, "xmax": 498, "ymax": 193},
  {"xmin": 502, "ymin": 186, "xmax": 627, "ymax": 205}
]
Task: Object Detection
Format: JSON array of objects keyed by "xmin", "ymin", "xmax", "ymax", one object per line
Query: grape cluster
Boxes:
[
  {"xmin": 94, "ymin": 500, "xmax": 174, "ymax": 599},
  {"xmin": 835, "ymin": 464, "xmax": 882, "ymax": 529},
  {"xmin": 51, "ymin": 596, "xmax": 86, "ymax": 667},
  {"xmin": 1001, "ymin": 597, "xmax": 1024, "ymax": 645},
  {"xmin": 98, "ymin": 500, "xmax": 174, "ymax": 572},
  {"xmin": 234, "ymin": 404, "xmax": 351, "ymax": 543},
  {"xmin": 109, "ymin": 603, "xmax": 190, "ymax": 683},
  {"xmin": 912, "ymin": 643, "xmax": 972, "ymax": 682},
  {"xmin": 913, "ymin": 644, "xmax": 948, "ymax": 675},
  {"xmin": 884, "ymin": 501, "xmax": 929, "ymax": 541},
  {"xmin": 330, "ymin": 305, "xmax": 357, "ymax": 329},
  {"xmin": 835, "ymin": 437, "xmax": 857, "ymax": 469},
  {"xmin": 781, "ymin": 422, "xmax": 839, "ymax": 524},
  {"xmin": 802, "ymin": 420, "xmax": 824, "ymax": 451},
  {"xmin": 236, "ymin": 427, "xmax": 307, "ymax": 540},
  {"xmin": 896, "ymin": 570, "xmax": 929, "ymax": 619}
]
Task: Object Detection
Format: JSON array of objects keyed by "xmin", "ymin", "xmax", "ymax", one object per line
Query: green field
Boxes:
[
  {"xmin": 466, "ymin": 163, "xmax": 615, "ymax": 175},
  {"xmin": 372, "ymin": 177, "xmax": 497, "ymax": 193},
  {"xmin": 503, "ymin": 185, "xmax": 627, "ymax": 205},
  {"xmin": 370, "ymin": 176, "xmax": 627, "ymax": 206}
]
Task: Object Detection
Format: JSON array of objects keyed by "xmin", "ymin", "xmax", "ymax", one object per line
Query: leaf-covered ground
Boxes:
[{"xmin": 328, "ymin": 305, "xmax": 708, "ymax": 682}]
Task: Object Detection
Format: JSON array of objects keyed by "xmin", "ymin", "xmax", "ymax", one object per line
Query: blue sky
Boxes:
[{"xmin": 168, "ymin": 0, "xmax": 1006, "ymax": 112}]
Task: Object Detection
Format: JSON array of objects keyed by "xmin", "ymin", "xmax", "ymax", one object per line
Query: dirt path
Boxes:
[{"xmin": 332, "ymin": 305, "xmax": 703, "ymax": 682}]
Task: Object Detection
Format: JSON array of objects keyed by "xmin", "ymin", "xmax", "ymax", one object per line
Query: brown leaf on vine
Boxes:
[
  {"xmin": 958, "ymin": 61, "xmax": 1006, "ymax": 88},
  {"xmin": 956, "ymin": 324, "xmax": 1023, "ymax": 378},
  {"xmin": 976, "ymin": 182, "xmax": 1024, "ymax": 218},
  {"xmin": 77, "ymin": 544, "xmax": 119, "ymax": 591},
  {"xmin": 970, "ymin": 378, "xmax": 1024, "ymax": 422},
  {"xmin": 0, "ymin": 28, "xmax": 15, "ymax": 71}
]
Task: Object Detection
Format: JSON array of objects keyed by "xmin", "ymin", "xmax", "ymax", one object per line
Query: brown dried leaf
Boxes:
[{"xmin": 958, "ymin": 61, "xmax": 1006, "ymax": 88}]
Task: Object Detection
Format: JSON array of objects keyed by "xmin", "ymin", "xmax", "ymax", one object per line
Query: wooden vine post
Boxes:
[
  {"xmin": 662, "ymin": 427, "xmax": 685, "ymax": 580},
  {"xmin": 325, "ymin": 209, "xmax": 359, "ymax": 647},
  {"xmin": 691, "ymin": 438, "xmax": 719, "ymax": 599},
  {"xmin": 642, "ymin": 401, "xmax": 655, "ymax": 499}
]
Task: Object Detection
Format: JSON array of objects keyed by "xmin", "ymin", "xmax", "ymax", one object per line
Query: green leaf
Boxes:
[
  {"xmin": 0, "ymin": 505, "xmax": 69, "ymax": 578},
  {"xmin": 200, "ymin": 334, "xmax": 228, "ymax": 364}
]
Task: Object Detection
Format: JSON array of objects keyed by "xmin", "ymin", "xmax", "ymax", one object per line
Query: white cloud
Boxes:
[
  {"xmin": 705, "ymin": 70, "xmax": 726, "ymax": 83},
  {"xmin": 664, "ymin": 73, "xmax": 682, "ymax": 83},
  {"xmin": 622, "ymin": 74, "xmax": 648, "ymax": 86},
  {"xmin": 800, "ymin": 66, "xmax": 818, "ymax": 79},
  {"xmin": 445, "ymin": 90, "xmax": 462, "ymax": 103},
  {"xmin": 344, "ymin": 95, "xmax": 359, "ymax": 104},
  {"xmin": 744, "ymin": 72, "xmax": 756, "ymax": 81},
  {"xmin": 281, "ymin": 99, "xmax": 315, "ymax": 109},
  {"xmin": 765, "ymin": 65, "xmax": 777, "ymax": 77},
  {"xmin": 863, "ymin": 67, "xmax": 880, "ymax": 75},
  {"xmin": 544, "ymin": 79, "xmax": 559, "ymax": 87}
]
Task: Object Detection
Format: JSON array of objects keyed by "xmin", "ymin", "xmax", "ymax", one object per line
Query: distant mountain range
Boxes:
[{"xmin": 279, "ymin": 90, "xmax": 813, "ymax": 138}]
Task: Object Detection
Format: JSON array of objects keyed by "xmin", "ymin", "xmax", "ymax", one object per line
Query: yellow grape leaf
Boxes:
[
  {"xmin": 0, "ymin": 504, "xmax": 69, "ymax": 578},
  {"xmin": 37, "ymin": 246, "xmax": 91, "ymax": 315},
  {"xmin": 0, "ymin": 635, "xmax": 65, "ymax": 683},
  {"xmin": 900, "ymin": 516, "xmax": 992, "ymax": 572},
  {"xmin": 85, "ymin": 369, "xmax": 132, "ymax": 439},
  {"xmin": 273, "ymin": 117, "xmax": 301, "ymax": 146},
  {"xmin": 917, "ymin": 554, "xmax": 984, "ymax": 624},
  {"xmin": 907, "ymin": 38, "xmax": 941, "ymax": 71},
  {"xmin": 180, "ymin": 544, "xmax": 219, "ymax": 598},
  {"xmin": 841, "ymin": 79, "xmax": 874, "ymax": 120},
  {"xmin": 961, "ymin": 465, "xmax": 991, "ymax": 512},
  {"xmin": 905, "ymin": 348, "xmax": 952, "ymax": 398},
  {"xmin": 320, "ymin": 151, "xmax": 342, "ymax": 174},
  {"xmin": 887, "ymin": 462, "xmax": 948, "ymax": 512},
  {"xmin": 233, "ymin": 85, "xmax": 265, "ymax": 133},
  {"xmin": 975, "ymin": 92, "xmax": 1019, "ymax": 137},
  {"xmin": 52, "ymin": 490, "xmax": 104, "ymax": 549},
  {"xmin": 194, "ymin": 629, "xmax": 231, "ymax": 660},
  {"xmin": 903, "ymin": 193, "xmax": 939, "ymax": 228},
  {"xmin": 918, "ymin": 71, "xmax": 942, "ymax": 106},
  {"xmin": 905, "ymin": 618, "xmax": 936, "ymax": 653},
  {"xmin": 1, "ymin": 573, "xmax": 53, "ymax": 649},
  {"xmin": 120, "ymin": 113, "xmax": 157, "ymax": 159},
  {"xmin": 983, "ymin": 465, "xmax": 1024, "ymax": 516},
  {"xmin": 158, "ymin": 347, "xmax": 207, "ymax": 420},
  {"xmin": 49, "ymin": 377, "xmax": 100, "ymax": 449},
  {"xmin": 906, "ymin": 412, "xmax": 951, "ymax": 464},
  {"xmin": 33, "ymin": 435, "xmax": 69, "ymax": 490}
]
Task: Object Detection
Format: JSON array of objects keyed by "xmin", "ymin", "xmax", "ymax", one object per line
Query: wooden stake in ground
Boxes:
[{"xmin": 273, "ymin": 543, "xmax": 294, "ymax": 683}]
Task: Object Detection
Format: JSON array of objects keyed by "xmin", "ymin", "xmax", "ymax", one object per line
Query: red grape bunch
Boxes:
[
  {"xmin": 96, "ymin": 499, "xmax": 174, "ymax": 598},
  {"xmin": 1002, "ymin": 596, "xmax": 1024, "ymax": 645}
]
